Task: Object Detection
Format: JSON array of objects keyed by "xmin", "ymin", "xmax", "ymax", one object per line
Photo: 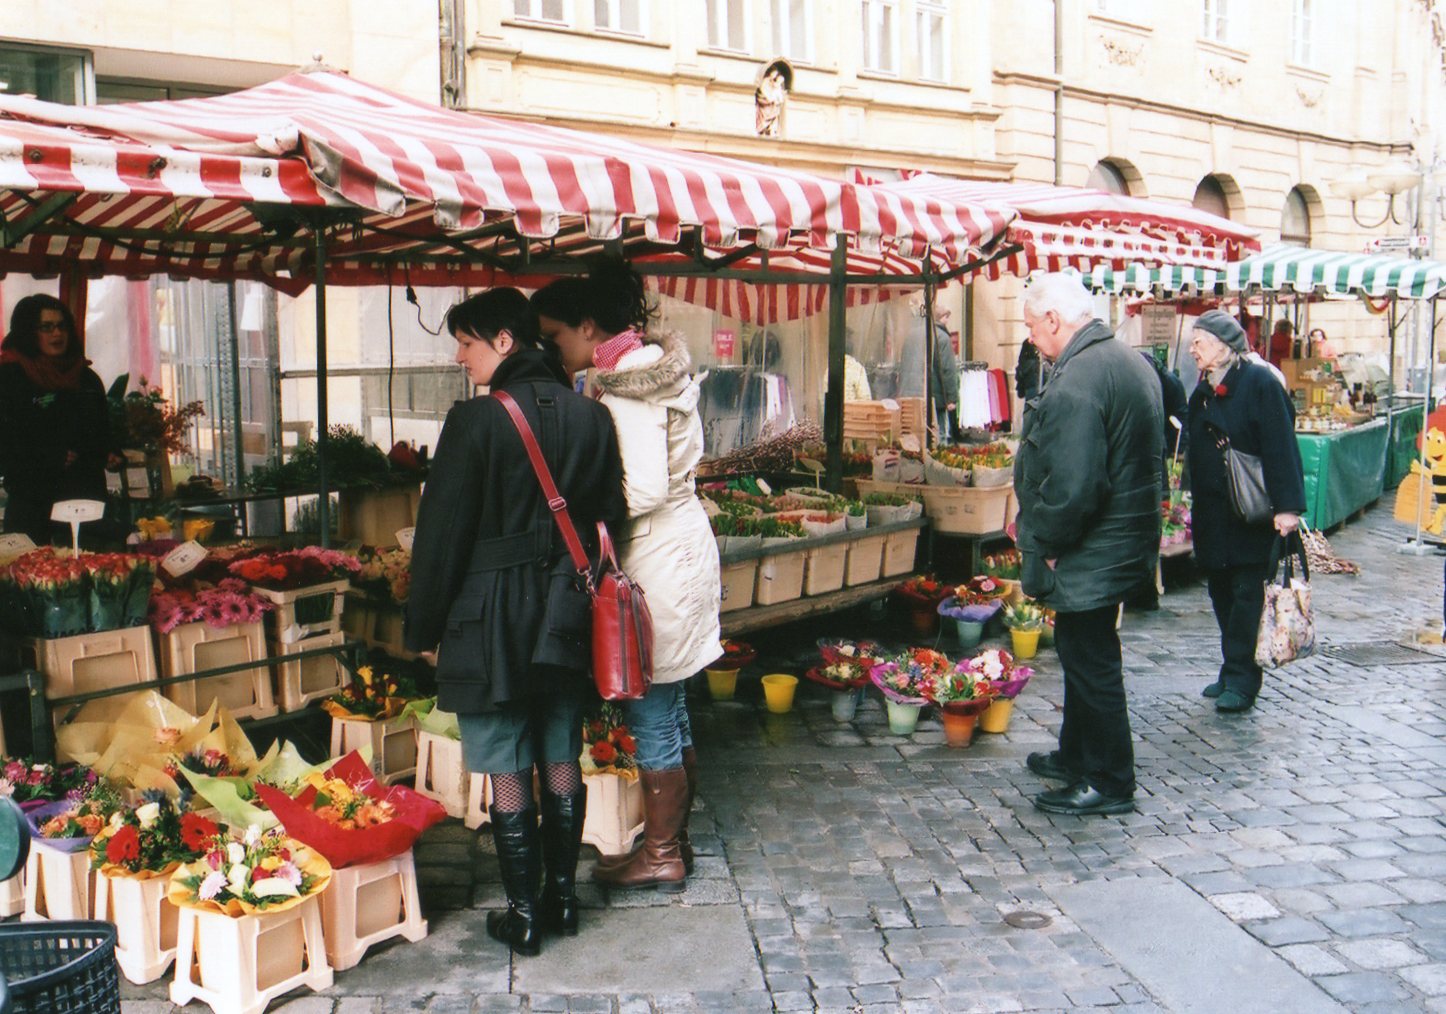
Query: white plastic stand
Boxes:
[
  {"xmin": 464, "ymin": 773, "xmax": 492, "ymax": 831},
  {"xmin": 318, "ymin": 851, "xmax": 427, "ymax": 971},
  {"xmin": 94, "ymin": 872, "xmax": 179, "ymax": 983},
  {"xmin": 581, "ymin": 773, "xmax": 645, "ymax": 856},
  {"xmin": 414, "ymin": 732, "xmax": 467, "ymax": 819},
  {"xmin": 22, "ymin": 844, "xmax": 92, "ymax": 921},
  {"xmin": 0, "ymin": 869, "xmax": 23, "ymax": 917}
]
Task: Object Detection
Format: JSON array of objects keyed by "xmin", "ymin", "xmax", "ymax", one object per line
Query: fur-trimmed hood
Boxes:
[{"xmin": 593, "ymin": 331, "xmax": 699, "ymax": 411}]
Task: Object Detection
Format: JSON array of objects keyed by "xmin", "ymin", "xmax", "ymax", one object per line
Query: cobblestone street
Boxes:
[{"xmin": 126, "ymin": 505, "xmax": 1446, "ymax": 1013}]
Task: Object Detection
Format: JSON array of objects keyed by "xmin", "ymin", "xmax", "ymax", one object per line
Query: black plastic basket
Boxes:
[{"xmin": 0, "ymin": 920, "xmax": 119, "ymax": 1014}]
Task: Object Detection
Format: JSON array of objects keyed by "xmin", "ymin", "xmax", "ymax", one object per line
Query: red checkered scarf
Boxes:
[{"xmin": 593, "ymin": 329, "xmax": 646, "ymax": 372}]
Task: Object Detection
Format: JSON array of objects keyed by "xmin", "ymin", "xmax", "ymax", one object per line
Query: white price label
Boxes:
[
  {"xmin": 49, "ymin": 499, "xmax": 106, "ymax": 523},
  {"xmin": 395, "ymin": 527, "xmax": 416, "ymax": 552},
  {"xmin": 0, "ymin": 533, "xmax": 36, "ymax": 558},
  {"xmin": 161, "ymin": 541, "xmax": 208, "ymax": 577}
]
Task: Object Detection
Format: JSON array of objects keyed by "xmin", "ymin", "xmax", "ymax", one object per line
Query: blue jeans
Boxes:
[{"xmin": 620, "ymin": 682, "xmax": 693, "ymax": 771}]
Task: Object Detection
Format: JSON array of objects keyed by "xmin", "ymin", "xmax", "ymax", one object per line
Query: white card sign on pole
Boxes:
[
  {"xmin": 161, "ymin": 541, "xmax": 208, "ymax": 578},
  {"xmin": 0, "ymin": 533, "xmax": 36, "ymax": 560},
  {"xmin": 49, "ymin": 499, "xmax": 106, "ymax": 554},
  {"xmin": 395, "ymin": 528, "xmax": 416, "ymax": 552}
]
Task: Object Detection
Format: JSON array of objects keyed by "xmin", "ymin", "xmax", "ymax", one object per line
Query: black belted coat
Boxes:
[{"xmin": 404, "ymin": 348, "xmax": 626, "ymax": 713}]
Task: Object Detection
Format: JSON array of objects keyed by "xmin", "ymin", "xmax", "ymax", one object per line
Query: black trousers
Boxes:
[
  {"xmin": 1055, "ymin": 604, "xmax": 1135, "ymax": 797},
  {"xmin": 1206, "ymin": 563, "xmax": 1268, "ymax": 700}
]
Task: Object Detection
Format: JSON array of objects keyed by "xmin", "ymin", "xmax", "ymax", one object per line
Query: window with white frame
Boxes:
[
  {"xmin": 595, "ymin": 0, "xmax": 643, "ymax": 34},
  {"xmin": 1201, "ymin": 0, "xmax": 1229, "ymax": 43},
  {"xmin": 861, "ymin": 0, "xmax": 899, "ymax": 74},
  {"xmin": 706, "ymin": 0, "xmax": 749, "ymax": 51},
  {"xmin": 916, "ymin": 0, "xmax": 947, "ymax": 81},
  {"xmin": 513, "ymin": 0, "xmax": 570, "ymax": 23},
  {"xmin": 1291, "ymin": 0, "xmax": 1314, "ymax": 65},
  {"xmin": 771, "ymin": 0, "xmax": 813, "ymax": 63}
]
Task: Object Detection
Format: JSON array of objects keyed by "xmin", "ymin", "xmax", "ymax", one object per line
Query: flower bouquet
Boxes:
[
  {"xmin": 168, "ymin": 824, "xmax": 331, "ymax": 916},
  {"xmin": 1, "ymin": 549, "xmax": 89, "ymax": 638},
  {"xmin": 580, "ymin": 704, "xmax": 639, "ymax": 779},
  {"xmin": 181, "ymin": 741, "xmax": 333, "ymax": 832},
  {"xmin": 0, "ymin": 758, "xmax": 97, "ymax": 810},
  {"xmin": 322, "ymin": 665, "xmax": 419, "ymax": 722},
  {"xmin": 55, "ymin": 692, "xmax": 228, "ymax": 797},
  {"xmin": 91, "ymin": 798, "xmax": 223, "ymax": 880},
  {"xmin": 1001, "ymin": 601, "xmax": 1045, "ymax": 631},
  {"xmin": 862, "ymin": 490, "xmax": 922, "ymax": 525},
  {"xmin": 148, "ymin": 579, "xmax": 272, "ymax": 635},
  {"xmin": 896, "ymin": 575, "xmax": 949, "ymax": 608},
  {"xmin": 84, "ymin": 553, "xmax": 156, "ymax": 631},
  {"xmin": 229, "ymin": 547, "xmax": 360, "ymax": 593},
  {"xmin": 252, "ymin": 751, "xmax": 445, "ymax": 868},
  {"xmin": 961, "ymin": 648, "xmax": 1034, "ymax": 700},
  {"xmin": 111, "ymin": 381, "xmax": 205, "ymax": 456},
  {"xmin": 26, "ymin": 781, "xmax": 123, "ymax": 853},
  {"xmin": 806, "ymin": 638, "xmax": 881, "ymax": 691},
  {"xmin": 710, "ymin": 640, "xmax": 756, "ymax": 672},
  {"xmin": 980, "ymin": 549, "xmax": 1021, "ymax": 581},
  {"xmin": 937, "ymin": 576, "xmax": 1009, "ymax": 623},
  {"xmin": 868, "ymin": 648, "xmax": 952, "ymax": 707},
  {"xmin": 353, "ymin": 547, "xmax": 411, "ymax": 606},
  {"xmin": 927, "ymin": 666, "xmax": 998, "ymax": 747}
]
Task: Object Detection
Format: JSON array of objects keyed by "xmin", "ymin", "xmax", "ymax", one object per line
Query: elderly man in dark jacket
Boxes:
[{"xmin": 1014, "ymin": 274, "xmax": 1163, "ymax": 816}]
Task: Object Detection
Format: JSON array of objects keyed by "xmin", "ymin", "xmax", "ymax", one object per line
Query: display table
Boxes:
[{"xmin": 1295, "ymin": 418, "xmax": 1389, "ymax": 530}]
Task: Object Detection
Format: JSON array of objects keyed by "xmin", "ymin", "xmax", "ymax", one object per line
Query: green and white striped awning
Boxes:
[{"xmin": 1081, "ymin": 243, "xmax": 1446, "ymax": 300}]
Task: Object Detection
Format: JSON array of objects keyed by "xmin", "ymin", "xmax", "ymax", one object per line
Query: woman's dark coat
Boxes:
[
  {"xmin": 404, "ymin": 347, "xmax": 626, "ymax": 714},
  {"xmin": 1014, "ymin": 320, "xmax": 1164, "ymax": 613},
  {"xmin": 1186, "ymin": 359, "xmax": 1306, "ymax": 571},
  {"xmin": 0, "ymin": 362, "xmax": 112, "ymax": 539}
]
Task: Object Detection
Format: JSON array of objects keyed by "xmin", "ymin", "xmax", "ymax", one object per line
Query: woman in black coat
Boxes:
[
  {"xmin": 0, "ymin": 294, "xmax": 116, "ymax": 544},
  {"xmin": 1185, "ymin": 310, "xmax": 1306, "ymax": 713},
  {"xmin": 405, "ymin": 288, "xmax": 626, "ymax": 956}
]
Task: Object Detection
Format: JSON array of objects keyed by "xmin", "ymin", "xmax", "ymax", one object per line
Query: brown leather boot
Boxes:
[
  {"xmin": 592, "ymin": 767, "xmax": 687, "ymax": 892},
  {"xmin": 679, "ymin": 746, "xmax": 698, "ymax": 875}
]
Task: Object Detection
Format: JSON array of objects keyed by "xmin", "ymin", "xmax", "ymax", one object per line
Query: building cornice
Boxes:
[{"xmin": 992, "ymin": 71, "xmax": 1410, "ymax": 152}]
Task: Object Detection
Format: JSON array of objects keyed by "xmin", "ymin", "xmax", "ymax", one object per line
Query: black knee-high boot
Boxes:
[
  {"xmin": 486, "ymin": 807, "xmax": 542, "ymax": 956},
  {"xmin": 538, "ymin": 788, "xmax": 587, "ymax": 935}
]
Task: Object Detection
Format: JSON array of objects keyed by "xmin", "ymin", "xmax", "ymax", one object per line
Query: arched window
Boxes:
[
  {"xmin": 1192, "ymin": 176, "xmax": 1231, "ymax": 219},
  {"xmin": 1086, "ymin": 160, "xmax": 1129, "ymax": 195},
  {"xmin": 1281, "ymin": 186, "xmax": 1312, "ymax": 245}
]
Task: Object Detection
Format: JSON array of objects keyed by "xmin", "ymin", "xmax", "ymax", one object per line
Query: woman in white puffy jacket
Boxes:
[{"xmin": 533, "ymin": 260, "xmax": 722, "ymax": 893}]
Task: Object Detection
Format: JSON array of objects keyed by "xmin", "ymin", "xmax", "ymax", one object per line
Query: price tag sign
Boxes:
[
  {"xmin": 713, "ymin": 329, "xmax": 736, "ymax": 358},
  {"xmin": 0, "ymin": 533, "xmax": 36, "ymax": 559},
  {"xmin": 50, "ymin": 499, "xmax": 106, "ymax": 554},
  {"xmin": 161, "ymin": 541, "xmax": 208, "ymax": 578},
  {"xmin": 395, "ymin": 527, "xmax": 416, "ymax": 552}
]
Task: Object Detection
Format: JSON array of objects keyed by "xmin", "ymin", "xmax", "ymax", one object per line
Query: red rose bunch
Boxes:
[{"xmin": 582, "ymin": 704, "xmax": 638, "ymax": 776}]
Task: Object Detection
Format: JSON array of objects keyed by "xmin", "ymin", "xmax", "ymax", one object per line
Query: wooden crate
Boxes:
[
  {"xmin": 170, "ymin": 894, "xmax": 333, "ymax": 1014},
  {"xmin": 367, "ymin": 603, "xmax": 418, "ymax": 661},
  {"xmin": 22, "ymin": 626, "xmax": 155, "ymax": 713},
  {"xmin": 329, "ymin": 714, "xmax": 418, "ymax": 784},
  {"xmin": 318, "ymin": 851, "xmax": 427, "ymax": 971},
  {"xmin": 755, "ymin": 549, "xmax": 806, "ymax": 605},
  {"xmin": 803, "ymin": 543, "xmax": 848, "ymax": 596},
  {"xmin": 274, "ymin": 631, "xmax": 348, "ymax": 713},
  {"xmin": 581, "ymin": 772, "xmax": 644, "ymax": 857},
  {"xmin": 414, "ymin": 731, "xmax": 467, "ymax": 819},
  {"xmin": 719, "ymin": 559, "xmax": 758, "ymax": 613},
  {"xmin": 919, "ymin": 484, "xmax": 1012, "ymax": 535},
  {"xmin": 897, "ymin": 397, "xmax": 928, "ymax": 442},
  {"xmin": 882, "ymin": 529, "xmax": 921, "ymax": 577},
  {"xmin": 253, "ymin": 580, "xmax": 349, "ymax": 646},
  {"xmin": 160, "ymin": 620, "xmax": 276, "ymax": 721},
  {"xmin": 842, "ymin": 400, "xmax": 902, "ymax": 447},
  {"xmin": 337, "ymin": 485, "xmax": 421, "ymax": 548},
  {"xmin": 844, "ymin": 533, "xmax": 887, "ymax": 586},
  {"xmin": 94, "ymin": 872, "xmax": 180, "ymax": 984}
]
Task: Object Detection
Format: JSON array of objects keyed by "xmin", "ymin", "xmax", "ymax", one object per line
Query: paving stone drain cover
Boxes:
[
  {"xmin": 1002, "ymin": 911, "xmax": 1052, "ymax": 929},
  {"xmin": 1321, "ymin": 643, "xmax": 1442, "ymax": 666}
]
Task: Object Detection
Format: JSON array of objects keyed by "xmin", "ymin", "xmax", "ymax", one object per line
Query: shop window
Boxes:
[
  {"xmin": 0, "ymin": 44, "xmax": 89, "ymax": 104},
  {"xmin": 1291, "ymin": 0, "xmax": 1314, "ymax": 65},
  {"xmin": 1201, "ymin": 0, "xmax": 1230, "ymax": 43},
  {"xmin": 706, "ymin": 0, "xmax": 750, "ymax": 52},
  {"xmin": 861, "ymin": 0, "xmax": 899, "ymax": 74},
  {"xmin": 1087, "ymin": 160, "xmax": 1130, "ymax": 195},
  {"xmin": 1281, "ymin": 186, "xmax": 1312, "ymax": 246},
  {"xmin": 1192, "ymin": 175, "xmax": 1231, "ymax": 219},
  {"xmin": 594, "ymin": 0, "xmax": 644, "ymax": 34},
  {"xmin": 513, "ymin": 0, "xmax": 571, "ymax": 24},
  {"xmin": 771, "ymin": 0, "xmax": 813, "ymax": 63},
  {"xmin": 916, "ymin": 0, "xmax": 947, "ymax": 82},
  {"xmin": 96, "ymin": 79, "xmax": 228, "ymax": 104}
]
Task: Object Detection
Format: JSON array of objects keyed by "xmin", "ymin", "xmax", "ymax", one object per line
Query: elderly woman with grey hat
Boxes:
[{"xmin": 1185, "ymin": 309, "xmax": 1306, "ymax": 712}]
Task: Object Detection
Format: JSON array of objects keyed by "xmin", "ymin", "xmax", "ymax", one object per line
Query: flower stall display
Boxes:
[
  {"xmin": 0, "ymin": 548, "xmax": 154, "ymax": 638},
  {"xmin": 1001, "ymin": 601, "xmax": 1046, "ymax": 659},
  {"xmin": 167, "ymin": 825, "xmax": 335, "ymax": 1014},
  {"xmin": 963, "ymin": 649, "xmax": 1036, "ymax": 734},
  {"xmin": 862, "ymin": 490, "xmax": 923, "ymax": 526},
  {"xmin": 324, "ymin": 666, "xmax": 421, "ymax": 784},
  {"xmin": 578, "ymin": 706, "xmax": 644, "ymax": 856},
  {"xmin": 91, "ymin": 799, "xmax": 225, "ymax": 983},
  {"xmin": 151, "ymin": 579, "xmax": 276, "ymax": 720},
  {"xmin": 869, "ymin": 648, "xmax": 952, "ymax": 735},
  {"xmin": 704, "ymin": 639, "xmax": 755, "ymax": 701},
  {"xmin": 0, "ymin": 758, "xmax": 97, "ymax": 808},
  {"xmin": 896, "ymin": 575, "xmax": 950, "ymax": 636},
  {"xmin": 937, "ymin": 577, "xmax": 1009, "ymax": 648}
]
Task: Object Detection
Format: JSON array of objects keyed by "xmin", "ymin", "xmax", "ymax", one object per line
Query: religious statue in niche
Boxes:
[{"xmin": 754, "ymin": 59, "xmax": 793, "ymax": 138}]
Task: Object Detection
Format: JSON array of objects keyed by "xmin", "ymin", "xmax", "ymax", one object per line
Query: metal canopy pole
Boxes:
[
  {"xmin": 823, "ymin": 242, "xmax": 848, "ymax": 493},
  {"xmin": 313, "ymin": 227, "xmax": 332, "ymax": 547},
  {"xmin": 1405, "ymin": 294, "xmax": 1439, "ymax": 554},
  {"xmin": 923, "ymin": 261, "xmax": 937, "ymax": 447},
  {"xmin": 225, "ymin": 283, "xmax": 247, "ymax": 495}
]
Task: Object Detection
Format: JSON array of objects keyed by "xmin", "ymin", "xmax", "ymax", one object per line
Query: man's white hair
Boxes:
[{"xmin": 1022, "ymin": 273, "xmax": 1095, "ymax": 324}]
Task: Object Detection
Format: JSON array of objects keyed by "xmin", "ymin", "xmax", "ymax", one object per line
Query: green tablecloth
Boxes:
[
  {"xmin": 1386, "ymin": 405, "xmax": 1427, "ymax": 490},
  {"xmin": 1295, "ymin": 419, "xmax": 1389, "ymax": 530}
]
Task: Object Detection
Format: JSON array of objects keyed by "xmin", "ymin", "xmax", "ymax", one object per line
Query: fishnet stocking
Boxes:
[
  {"xmin": 542, "ymin": 760, "xmax": 581, "ymax": 797},
  {"xmin": 489, "ymin": 769, "xmax": 534, "ymax": 813}
]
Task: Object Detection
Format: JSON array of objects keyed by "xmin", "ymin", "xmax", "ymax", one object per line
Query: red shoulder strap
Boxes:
[{"xmin": 493, "ymin": 390, "xmax": 593, "ymax": 579}]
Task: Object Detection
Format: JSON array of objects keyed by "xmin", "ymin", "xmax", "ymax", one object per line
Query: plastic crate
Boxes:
[
  {"xmin": 92, "ymin": 872, "xmax": 177, "ymax": 984},
  {"xmin": 318, "ymin": 851, "xmax": 427, "ymax": 971},
  {"xmin": 718, "ymin": 559, "xmax": 758, "ymax": 613},
  {"xmin": 882, "ymin": 529, "xmax": 921, "ymax": 577},
  {"xmin": 0, "ymin": 920, "xmax": 119, "ymax": 1014},
  {"xmin": 918, "ymin": 484, "xmax": 1011, "ymax": 535},
  {"xmin": 22, "ymin": 845, "xmax": 92, "ymax": 922},
  {"xmin": 159, "ymin": 620, "xmax": 277, "ymax": 721},
  {"xmin": 844, "ymin": 534, "xmax": 887, "ymax": 586},
  {"xmin": 253, "ymin": 581, "xmax": 348, "ymax": 646},
  {"xmin": 21, "ymin": 627, "xmax": 155, "ymax": 711},
  {"xmin": 464, "ymin": 773, "xmax": 493, "ymax": 831},
  {"xmin": 581, "ymin": 772, "xmax": 644, "ymax": 857},
  {"xmin": 803, "ymin": 543, "xmax": 848, "ymax": 596},
  {"xmin": 274, "ymin": 631, "xmax": 348, "ymax": 713},
  {"xmin": 414, "ymin": 732, "xmax": 467, "ymax": 819},
  {"xmin": 754, "ymin": 549, "xmax": 806, "ymax": 605},
  {"xmin": 329, "ymin": 714, "xmax": 418, "ymax": 785}
]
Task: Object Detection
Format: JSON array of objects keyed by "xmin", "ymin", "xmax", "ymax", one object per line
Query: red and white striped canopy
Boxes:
[{"xmin": 0, "ymin": 70, "xmax": 1015, "ymax": 293}]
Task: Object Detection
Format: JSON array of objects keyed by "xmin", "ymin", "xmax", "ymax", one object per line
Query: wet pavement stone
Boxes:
[{"xmin": 121, "ymin": 506, "xmax": 1446, "ymax": 1011}]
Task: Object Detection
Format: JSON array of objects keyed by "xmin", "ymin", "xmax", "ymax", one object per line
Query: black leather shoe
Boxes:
[
  {"xmin": 1026, "ymin": 751, "xmax": 1072, "ymax": 781},
  {"xmin": 1201, "ymin": 681, "xmax": 1224, "ymax": 699},
  {"xmin": 1033, "ymin": 781, "xmax": 1134, "ymax": 816}
]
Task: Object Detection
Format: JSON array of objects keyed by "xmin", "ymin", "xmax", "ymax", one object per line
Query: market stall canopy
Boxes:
[
  {"xmin": 0, "ymin": 69, "xmax": 1017, "ymax": 293},
  {"xmin": 1083, "ymin": 243, "xmax": 1446, "ymax": 300}
]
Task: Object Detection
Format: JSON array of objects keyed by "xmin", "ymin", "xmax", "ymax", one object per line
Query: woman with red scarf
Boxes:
[{"xmin": 0, "ymin": 294, "xmax": 115, "ymax": 543}]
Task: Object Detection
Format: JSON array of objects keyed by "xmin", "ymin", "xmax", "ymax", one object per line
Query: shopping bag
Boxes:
[{"xmin": 1255, "ymin": 531, "xmax": 1316, "ymax": 668}]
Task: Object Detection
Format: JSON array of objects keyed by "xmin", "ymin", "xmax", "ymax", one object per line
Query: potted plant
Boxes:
[
  {"xmin": 109, "ymin": 378, "xmax": 205, "ymax": 497},
  {"xmin": 869, "ymin": 648, "xmax": 952, "ymax": 735},
  {"xmin": 925, "ymin": 668, "xmax": 997, "ymax": 748},
  {"xmin": 963, "ymin": 649, "xmax": 1035, "ymax": 734},
  {"xmin": 807, "ymin": 639, "xmax": 882, "ymax": 722},
  {"xmin": 1002, "ymin": 601, "xmax": 1046, "ymax": 660},
  {"xmin": 705, "ymin": 640, "xmax": 755, "ymax": 701},
  {"xmin": 937, "ymin": 577, "xmax": 1008, "ymax": 648},
  {"xmin": 895, "ymin": 575, "xmax": 950, "ymax": 636}
]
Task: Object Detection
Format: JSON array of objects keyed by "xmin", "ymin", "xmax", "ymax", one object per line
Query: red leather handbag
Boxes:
[{"xmin": 494, "ymin": 391, "xmax": 654, "ymax": 700}]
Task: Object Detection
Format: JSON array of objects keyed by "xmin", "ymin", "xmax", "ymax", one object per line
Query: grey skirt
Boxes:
[{"xmin": 458, "ymin": 680, "xmax": 587, "ymax": 773}]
